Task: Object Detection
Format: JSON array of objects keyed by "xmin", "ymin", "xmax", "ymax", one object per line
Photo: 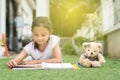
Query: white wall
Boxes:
[
  {"xmin": 18, "ymin": 0, "xmax": 35, "ymax": 39},
  {"xmin": 114, "ymin": 0, "xmax": 120, "ymax": 24},
  {"xmin": 21, "ymin": 0, "xmax": 33, "ymax": 25},
  {"xmin": 36, "ymin": 0, "xmax": 49, "ymax": 17},
  {"xmin": 0, "ymin": 0, "xmax": 6, "ymax": 39},
  {"xmin": 101, "ymin": 0, "xmax": 114, "ymax": 32}
]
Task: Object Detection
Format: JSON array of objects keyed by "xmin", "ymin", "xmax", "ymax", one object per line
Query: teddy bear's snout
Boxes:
[{"xmin": 91, "ymin": 52, "xmax": 93, "ymax": 55}]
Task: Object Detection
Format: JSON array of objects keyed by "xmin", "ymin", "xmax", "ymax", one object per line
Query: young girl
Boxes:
[{"xmin": 7, "ymin": 16, "xmax": 63, "ymax": 68}]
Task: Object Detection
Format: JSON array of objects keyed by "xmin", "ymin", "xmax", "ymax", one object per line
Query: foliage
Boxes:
[
  {"xmin": 83, "ymin": 9, "xmax": 104, "ymax": 40},
  {"xmin": 50, "ymin": 0, "xmax": 100, "ymax": 36},
  {"xmin": 74, "ymin": 36, "xmax": 90, "ymax": 47},
  {"xmin": 62, "ymin": 42, "xmax": 76, "ymax": 55},
  {"xmin": 95, "ymin": 31, "xmax": 104, "ymax": 40}
]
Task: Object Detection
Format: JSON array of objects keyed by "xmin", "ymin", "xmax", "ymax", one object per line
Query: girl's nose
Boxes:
[{"xmin": 38, "ymin": 36, "xmax": 42, "ymax": 40}]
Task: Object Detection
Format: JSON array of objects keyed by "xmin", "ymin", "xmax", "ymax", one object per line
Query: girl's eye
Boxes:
[
  {"xmin": 88, "ymin": 49, "xmax": 90, "ymax": 51},
  {"xmin": 34, "ymin": 34, "xmax": 39, "ymax": 36},
  {"xmin": 94, "ymin": 51, "xmax": 96, "ymax": 52},
  {"xmin": 42, "ymin": 33, "xmax": 46, "ymax": 37}
]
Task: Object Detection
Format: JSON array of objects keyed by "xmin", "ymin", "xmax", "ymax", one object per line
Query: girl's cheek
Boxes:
[{"xmin": 33, "ymin": 37, "xmax": 37, "ymax": 41}]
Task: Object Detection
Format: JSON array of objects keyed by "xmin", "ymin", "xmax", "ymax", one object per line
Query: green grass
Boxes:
[{"xmin": 0, "ymin": 55, "xmax": 120, "ymax": 80}]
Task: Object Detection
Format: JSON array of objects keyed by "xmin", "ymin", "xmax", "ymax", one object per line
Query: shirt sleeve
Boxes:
[
  {"xmin": 23, "ymin": 41, "xmax": 34, "ymax": 55},
  {"xmin": 50, "ymin": 35, "xmax": 60, "ymax": 48}
]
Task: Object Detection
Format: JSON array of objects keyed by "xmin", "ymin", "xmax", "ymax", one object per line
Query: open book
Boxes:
[{"xmin": 12, "ymin": 62, "xmax": 78, "ymax": 70}]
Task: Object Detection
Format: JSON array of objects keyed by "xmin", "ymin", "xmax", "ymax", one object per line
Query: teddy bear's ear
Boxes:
[
  {"xmin": 97, "ymin": 43, "xmax": 102, "ymax": 49},
  {"xmin": 82, "ymin": 42, "xmax": 90, "ymax": 48}
]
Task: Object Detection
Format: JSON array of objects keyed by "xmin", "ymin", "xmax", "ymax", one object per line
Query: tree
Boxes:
[
  {"xmin": 50, "ymin": 0, "xmax": 100, "ymax": 37},
  {"xmin": 83, "ymin": 7, "xmax": 104, "ymax": 40}
]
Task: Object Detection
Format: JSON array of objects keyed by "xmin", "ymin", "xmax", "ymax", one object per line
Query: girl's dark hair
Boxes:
[{"xmin": 31, "ymin": 16, "xmax": 52, "ymax": 32}]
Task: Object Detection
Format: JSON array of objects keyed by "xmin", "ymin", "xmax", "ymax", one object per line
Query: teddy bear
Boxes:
[{"xmin": 78, "ymin": 42, "xmax": 106, "ymax": 67}]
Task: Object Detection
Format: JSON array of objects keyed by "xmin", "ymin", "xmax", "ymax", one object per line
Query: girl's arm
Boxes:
[
  {"xmin": 44, "ymin": 42, "xmax": 63, "ymax": 63},
  {"xmin": 7, "ymin": 50, "xmax": 28, "ymax": 68},
  {"xmin": 22, "ymin": 42, "xmax": 63, "ymax": 65}
]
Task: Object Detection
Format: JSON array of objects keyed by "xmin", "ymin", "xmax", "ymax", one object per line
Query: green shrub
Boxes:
[
  {"xmin": 62, "ymin": 42, "xmax": 76, "ymax": 55},
  {"xmin": 74, "ymin": 36, "xmax": 90, "ymax": 47},
  {"xmin": 95, "ymin": 32, "xmax": 104, "ymax": 40}
]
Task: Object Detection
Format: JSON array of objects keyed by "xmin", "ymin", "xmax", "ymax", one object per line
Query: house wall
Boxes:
[
  {"xmin": 101, "ymin": 0, "xmax": 114, "ymax": 32},
  {"xmin": 104, "ymin": 24, "xmax": 120, "ymax": 58},
  {"xmin": 0, "ymin": 0, "xmax": 6, "ymax": 39},
  {"xmin": 103, "ymin": 0, "xmax": 120, "ymax": 58},
  {"xmin": 36, "ymin": 0, "xmax": 49, "ymax": 17}
]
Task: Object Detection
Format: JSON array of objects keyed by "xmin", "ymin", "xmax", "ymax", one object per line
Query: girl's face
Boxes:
[{"xmin": 32, "ymin": 26, "xmax": 51, "ymax": 46}]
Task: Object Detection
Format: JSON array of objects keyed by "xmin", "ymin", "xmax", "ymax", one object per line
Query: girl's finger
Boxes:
[
  {"xmin": 11, "ymin": 60, "xmax": 17, "ymax": 66},
  {"xmin": 7, "ymin": 60, "xmax": 17, "ymax": 68}
]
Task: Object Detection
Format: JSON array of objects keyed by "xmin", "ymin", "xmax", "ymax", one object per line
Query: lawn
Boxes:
[{"xmin": 0, "ymin": 54, "xmax": 120, "ymax": 80}]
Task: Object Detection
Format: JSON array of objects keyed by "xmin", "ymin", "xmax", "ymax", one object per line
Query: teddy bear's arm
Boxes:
[
  {"xmin": 98, "ymin": 53, "xmax": 106, "ymax": 64},
  {"xmin": 79, "ymin": 54, "xmax": 86, "ymax": 62},
  {"xmin": 79, "ymin": 54, "xmax": 91, "ymax": 67},
  {"xmin": 91, "ymin": 61, "xmax": 101, "ymax": 67}
]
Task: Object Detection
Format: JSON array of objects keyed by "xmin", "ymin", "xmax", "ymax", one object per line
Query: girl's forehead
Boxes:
[
  {"xmin": 33, "ymin": 26, "xmax": 49, "ymax": 31},
  {"xmin": 32, "ymin": 26, "xmax": 51, "ymax": 34}
]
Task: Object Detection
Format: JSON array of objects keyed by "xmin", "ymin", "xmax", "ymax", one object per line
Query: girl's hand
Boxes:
[
  {"xmin": 7, "ymin": 60, "xmax": 17, "ymax": 68},
  {"xmin": 22, "ymin": 60, "xmax": 38, "ymax": 65}
]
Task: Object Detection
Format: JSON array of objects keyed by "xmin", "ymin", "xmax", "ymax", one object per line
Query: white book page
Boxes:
[
  {"xmin": 41, "ymin": 62, "xmax": 74, "ymax": 69},
  {"xmin": 12, "ymin": 62, "xmax": 74, "ymax": 70}
]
